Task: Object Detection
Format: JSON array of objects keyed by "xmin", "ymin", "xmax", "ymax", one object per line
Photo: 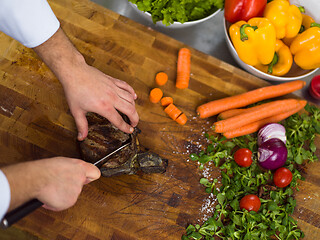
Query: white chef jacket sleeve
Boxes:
[
  {"xmin": 0, "ymin": 170, "xmax": 11, "ymax": 221},
  {"xmin": 0, "ymin": 0, "xmax": 60, "ymax": 48}
]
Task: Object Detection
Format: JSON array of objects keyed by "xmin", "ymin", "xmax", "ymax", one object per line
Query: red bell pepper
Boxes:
[{"xmin": 224, "ymin": 0, "xmax": 267, "ymax": 23}]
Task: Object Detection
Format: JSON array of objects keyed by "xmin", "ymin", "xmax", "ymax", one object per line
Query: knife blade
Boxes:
[
  {"xmin": 93, "ymin": 141, "xmax": 131, "ymax": 168},
  {"xmin": 1, "ymin": 141, "xmax": 131, "ymax": 229}
]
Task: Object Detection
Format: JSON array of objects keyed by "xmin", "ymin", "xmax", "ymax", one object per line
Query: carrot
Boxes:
[
  {"xmin": 164, "ymin": 103, "xmax": 182, "ymax": 120},
  {"xmin": 218, "ymin": 109, "xmax": 247, "ymax": 120},
  {"xmin": 176, "ymin": 113, "xmax": 188, "ymax": 125},
  {"xmin": 213, "ymin": 99, "xmax": 301, "ymax": 133},
  {"xmin": 223, "ymin": 100, "xmax": 307, "ymax": 138},
  {"xmin": 176, "ymin": 48, "xmax": 191, "ymax": 89},
  {"xmin": 197, "ymin": 80, "xmax": 306, "ymax": 118},
  {"xmin": 149, "ymin": 88, "xmax": 163, "ymax": 103},
  {"xmin": 161, "ymin": 96, "xmax": 173, "ymax": 107},
  {"xmin": 217, "ymin": 104, "xmax": 266, "ymax": 120},
  {"xmin": 155, "ymin": 72, "xmax": 168, "ymax": 86}
]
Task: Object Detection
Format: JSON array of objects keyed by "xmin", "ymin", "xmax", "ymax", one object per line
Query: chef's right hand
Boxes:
[{"xmin": 2, "ymin": 157, "xmax": 101, "ymax": 212}]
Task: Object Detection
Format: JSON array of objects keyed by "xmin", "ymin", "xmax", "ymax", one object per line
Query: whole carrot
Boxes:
[
  {"xmin": 197, "ymin": 80, "xmax": 306, "ymax": 118},
  {"xmin": 218, "ymin": 104, "xmax": 266, "ymax": 120},
  {"xmin": 213, "ymin": 99, "xmax": 301, "ymax": 133},
  {"xmin": 223, "ymin": 100, "xmax": 307, "ymax": 138},
  {"xmin": 176, "ymin": 48, "xmax": 191, "ymax": 89}
]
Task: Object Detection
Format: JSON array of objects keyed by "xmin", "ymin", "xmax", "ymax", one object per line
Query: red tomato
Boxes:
[
  {"xmin": 273, "ymin": 167, "xmax": 293, "ymax": 188},
  {"xmin": 234, "ymin": 148, "xmax": 252, "ymax": 167},
  {"xmin": 239, "ymin": 194, "xmax": 261, "ymax": 212},
  {"xmin": 224, "ymin": 0, "xmax": 267, "ymax": 23}
]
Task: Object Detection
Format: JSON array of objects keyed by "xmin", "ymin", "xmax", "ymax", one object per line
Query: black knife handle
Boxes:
[{"xmin": 1, "ymin": 199, "xmax": 43, "ymax": 229}]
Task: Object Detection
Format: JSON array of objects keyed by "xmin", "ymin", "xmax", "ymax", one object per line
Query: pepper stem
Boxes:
[
  {"xmin": 240, "ymin": 24, "xmax": 258, "ymax": 41},
  {"xmin": 298, "ymin": 6, "xmax": 305, "ymax": 13},
  {"xmin": 268, "ymin": 52, "xmax": 279, "ymax": 74},
  {"xmin": 311, "ymin": 22, "xmax": 320, "ymax": 28},
  {"xmin": 299, "ymin": 25, "xmax": 305, "ymax": 33}
]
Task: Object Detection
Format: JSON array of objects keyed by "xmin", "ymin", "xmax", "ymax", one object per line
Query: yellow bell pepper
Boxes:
[
  {"xmin": 229, "ymin": 18, "xmax": 276, "ymax": 66},
  {"xmin": 255, "ymin": 40, "xmax": 293, "ymax": 76},
  {"xmin": 263, "ymin": 0, "xmax": 302, "ymax": 39},
  {"xmin": 283, "ymin": 14, "xmax": 315, "ymax": 46},
  {"xmin": 290, "ymin": 25, "xmax": 320, "ymax": 70}
]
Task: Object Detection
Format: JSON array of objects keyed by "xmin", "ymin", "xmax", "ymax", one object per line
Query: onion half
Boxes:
[
  {"xmin": 257, "ymin": 123, "xmax": 286, "ymax": 146},
  {"xmin": 258, "ymin": 138, "xmax": 287, "ymax": 170}
]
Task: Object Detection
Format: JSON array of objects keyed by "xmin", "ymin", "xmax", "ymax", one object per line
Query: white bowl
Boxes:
[
  {"xmin": 223, "ymin": 19, "xmax": 319, "ymax": 81},
  {"xmin": 129, "ymin": 2, "xmax": 221, "ymax": 29}
]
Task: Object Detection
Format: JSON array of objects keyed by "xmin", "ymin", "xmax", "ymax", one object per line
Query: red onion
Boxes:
[
  {"xmin": 257, "ymin": 123, "xmax": 286, "ymax": 146},
  {"xmin": 258, "ymin": 138, "xmax": 287, "ymax": 170}
]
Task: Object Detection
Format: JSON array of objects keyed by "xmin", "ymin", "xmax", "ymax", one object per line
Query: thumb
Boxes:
[
  {"xmin": 73, "ymin": 110, "xmax": 89, "ymax": 141},
  {"xmin": 81, "ymin": 161, "xmax": 101, "ymax": 184}
]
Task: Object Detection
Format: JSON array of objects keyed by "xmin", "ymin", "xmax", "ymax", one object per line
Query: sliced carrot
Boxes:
[
  {"xmin": 223, "ymin": 100, "xmax": 307, "ymax": 138},
  {"xmin": 164, "ymin": 103, "xmax": 182, "ymax": 120},
  {"xmin": 176, "ymin": 48, "xmax": 191, "ymax": 89},
  {"xmin": 155, "ymin": 72, "xmax": 168, "ymax": 86},
  {"xmin": 149, "ymin": 88, "xmax": 163, "ymax": 103},
  {"xmin": 213, "ymin": 99, "xmax": 301, "ymax": 133},
  {"xmin": 161, "ymin": 97, "xmax": 173, "ymax": 107},
  {"xmin": 217, "ymin": 104, "xmax": 266, "ymax": 120},
  {"xmin": 176, "ymin": 113, "xmax": 187, "ymax": 125},
  {"xmin": 197, "ymin": 80, "xmax": 306, "ymax": 118}
]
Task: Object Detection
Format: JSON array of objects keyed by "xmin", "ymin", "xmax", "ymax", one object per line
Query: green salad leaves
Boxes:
[
  {"xmin": 129, "ymin": 0, "xmax": 224, "ymax": 25},
  {"xmin": 183, "ymin": 104, "xmax": 320, "ymax": 240}
]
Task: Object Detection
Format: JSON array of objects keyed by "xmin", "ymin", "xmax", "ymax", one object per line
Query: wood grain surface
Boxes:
[{"xmin": 0, "ymin": 0, "xmax": 319, "ymax": 239}]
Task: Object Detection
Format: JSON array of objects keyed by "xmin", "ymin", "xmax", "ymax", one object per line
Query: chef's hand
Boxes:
[
  {"xmin": 59, "ymin": 60, "xmax": 139, "ymax": 141},
  {"xmin": 1, "ymin": 157, "xmax": 101, "ymax": 212},
  {"xmin": 33, "ymin": 28, "xmax": 139, "ymax": 141}
]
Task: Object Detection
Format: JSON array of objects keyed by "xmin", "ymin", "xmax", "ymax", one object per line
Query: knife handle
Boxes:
[{"xmin": 1, "ymin": 199, "xmax": 43, "ymax": 229}]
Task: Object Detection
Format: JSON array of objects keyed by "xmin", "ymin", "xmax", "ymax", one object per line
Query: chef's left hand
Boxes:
[
  {"xmin": 61, "ymin": 60, "xmax": 139, "ymax": 140},
  {"xmin": 33, "ymin": 28, "xmax": 139, "ymax": 141}
]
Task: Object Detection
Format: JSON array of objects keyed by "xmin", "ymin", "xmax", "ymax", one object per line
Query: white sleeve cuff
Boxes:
[
  {"xmin": 0, "ymin": 0, "xmax": 60, "ymax": 48},
  {"xmin": 0, "ymin": 170, "xmax": 11, "ymax": 221}
]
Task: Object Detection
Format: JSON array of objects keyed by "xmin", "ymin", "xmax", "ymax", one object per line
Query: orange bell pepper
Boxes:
[{"xmin": 255, "ymin": 40, "xmax": 293, "ymax": 76}]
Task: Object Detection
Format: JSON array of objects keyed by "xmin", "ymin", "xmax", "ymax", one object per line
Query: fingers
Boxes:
[
  {"xmin": 98, "ymin": 107, "xmax": 135, "ymax": 133},
  {"xmin": 73, "ymin": 110, "xmax": 89, "ymax": 141},
  {"xmin": 79, "ymin": 161, "xmax": 101, "ymax": 184},
  {"xmin": 113, "ymin": 78, "xmax": 137, "ymax": 100}
]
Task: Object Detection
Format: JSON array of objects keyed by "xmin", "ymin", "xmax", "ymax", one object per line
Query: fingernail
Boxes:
[
  {"xmin": 130, "ymin": 127, "xmax": 134, "ymax": 133},
  {"xmin": 78, "ymin": 132, "xmax": 82, "ymax": 140},
  {"xmin": 134, "ymin": 93, "xmax": 137, "ymax": 99}
]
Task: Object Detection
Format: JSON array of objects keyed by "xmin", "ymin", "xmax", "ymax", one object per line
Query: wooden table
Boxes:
[{"xmin": 0, "ymin": 0, "xmax": 319, "ymax": 239}]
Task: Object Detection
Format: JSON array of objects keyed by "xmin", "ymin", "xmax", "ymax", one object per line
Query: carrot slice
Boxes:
[
  {"xmin": 176, "ymin": 48, "xmax": 191, "ymax": 89},
  {"xmin": 223, "ymin": 100, "xmax": 307, "ymax": 138},
  {"xmin": 164, "ymin": 103, "xmax": 182, "ymax": 120},
  {"xmin": 161, "ymin": 97, "xmax": 173, "ymax": 107},
  {"xmin": 155, "ymin": 72, "xmax": 168, "ymax": 86},
  {"xmin": 197, "ymin": 80, "xmax": 306, "ymax": 118},
  {"xmin": 213, "ymin": 99, "xmax": 301, "ymax": 133},
  {"xmin": 149, "ymin": 88, "xmax": 163, "ymax": 103},
  {"xmin": 176, "ymin": 113, "xmax": 188, "ymax": 125}
]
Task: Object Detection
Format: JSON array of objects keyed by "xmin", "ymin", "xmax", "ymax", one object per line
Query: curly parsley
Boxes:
[{"xmin": 183, "ymin": 104, "xmax": 320, "ymax": 240}]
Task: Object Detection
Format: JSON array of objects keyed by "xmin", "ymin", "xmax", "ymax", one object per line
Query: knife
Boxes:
[{"xmin": 0, "ymin": 141, "xmax": 131, "ymax": 229}]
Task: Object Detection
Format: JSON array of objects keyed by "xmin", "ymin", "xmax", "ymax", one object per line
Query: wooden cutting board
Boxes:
[{"xmin": 0, "ymin": 0, "xmax": 319, "ymax": 239}]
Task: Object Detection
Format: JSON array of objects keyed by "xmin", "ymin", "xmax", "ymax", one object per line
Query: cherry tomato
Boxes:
[
  {"xmin": 234, "ymin": 148, "xmax": 252, "ymax": 167},
  {"xmin": 239, "ymin": 194, "xmax": 261, "ymax": 212},
  {"xmin": 273, "ymin": 167, "xmax": 293, "ymax": 188}
]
